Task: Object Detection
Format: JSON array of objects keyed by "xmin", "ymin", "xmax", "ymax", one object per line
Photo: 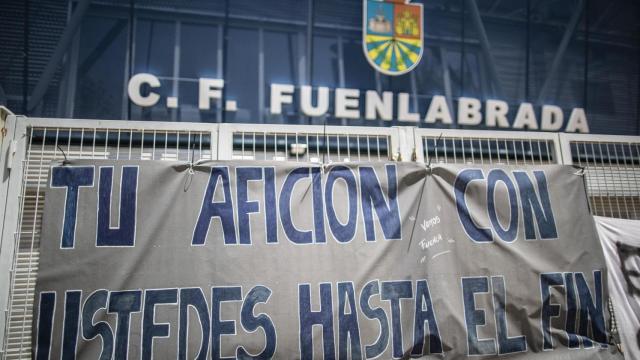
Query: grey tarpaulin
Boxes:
[
  {"xmin": 33, "ymin": 161, "xmax": 622, "ymax": 359},
  {"xmin": 595, "ymin": 216, "xmax": 640, "ymax": 359}
]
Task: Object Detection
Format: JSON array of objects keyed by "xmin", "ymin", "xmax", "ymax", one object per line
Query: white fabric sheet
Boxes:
[{"xmin": 595, "ymin": 216, "xmax": 640, "ymax": 359}]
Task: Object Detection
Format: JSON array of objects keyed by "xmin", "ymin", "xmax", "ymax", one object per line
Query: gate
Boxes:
[{"xmin": 0, "ymin": 113, "xmax": 639, "ymax": 358}]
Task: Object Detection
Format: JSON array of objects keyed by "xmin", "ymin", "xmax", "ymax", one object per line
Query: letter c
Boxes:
[{"xmin": 128, "ymin": 73, "xmax": 161, "ymax": 107}]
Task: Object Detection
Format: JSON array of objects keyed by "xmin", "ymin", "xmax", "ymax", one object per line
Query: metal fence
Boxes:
[
  {"xmin": 413, "ymin": 129, "xmax": 562, "ymax": 165},
  {"xmin": 559, "ymin": 134, "xmax": 640, "ymax": 220},
  {"xmin": 0, "ymin": 114, "xmax": 639, "ymax": 358},
  {"xmin": 217, "ymin": 123, "xmax": 400, "ymax": 163}
]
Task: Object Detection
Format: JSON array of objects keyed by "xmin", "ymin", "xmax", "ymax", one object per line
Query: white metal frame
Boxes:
[
  {"xmin": 1, "ymin": 116, "xmax": 640, "ymax": 358},
  {"xmin": 0, "ymin": 115, "xmax": 27, "ymax": 359},
  {"xmin": 559, "ymin": 133, "xmax": 640, "ymax": 219},
  {"xmin": 559, "ymin": 133, "xmax": 640, "ymax": 165},
  {"xmin": 216, "ymin": 123, "xmax": 406, "ymax": 162},
  {"xmin": 0, "ymin": 116, "xmax": 220, "ymax": 358},
  {"xmin": 412, "ymin": 128, "xmax": 563, "ymax": 164}
]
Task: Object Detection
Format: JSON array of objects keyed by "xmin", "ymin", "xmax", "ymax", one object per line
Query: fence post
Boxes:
[
  {"xmin": 217, "ymin": 124, "xmax": 234, "ymax": 160},
  {"xmin": 392, "ymin": 126, "xmax": 417, "ymax": 162},
  {"xmin": 212, "ymin": 124, "xmax": 220, "ymax": 160},
  {"xmin": 558, "ymin": 133, "xmax": 574, "ymax": 165},
  {"xmin": 0, "ymin": 115, "xmax": 28, "ymax": 353},
  {"xmin": 411, "ymin": 127, "xmax": 425, "ymax": 163}
]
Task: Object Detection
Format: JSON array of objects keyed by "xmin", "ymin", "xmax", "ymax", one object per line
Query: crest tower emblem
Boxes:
[{"xmin": 363, "ymin": 0, "xmax": 424, "ymax": 76}]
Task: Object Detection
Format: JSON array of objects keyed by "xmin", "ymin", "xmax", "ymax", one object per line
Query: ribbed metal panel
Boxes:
[
  {"xmin": 26, "ymin": 0, "xmax": 67, "ymax": 117},
  {"xmin": 0, "ymin": 0, "xmax": 27, "ymax": 102}
]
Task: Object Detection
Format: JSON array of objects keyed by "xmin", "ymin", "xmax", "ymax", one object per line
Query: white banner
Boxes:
[{"xmin": 595, "ymin": 216, "xmax": 640, "ymax": 359}]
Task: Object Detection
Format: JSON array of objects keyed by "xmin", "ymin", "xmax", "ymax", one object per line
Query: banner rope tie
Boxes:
[{"xmin": 57, "ymin": 144, "xmax": 69, "ymax": 165}]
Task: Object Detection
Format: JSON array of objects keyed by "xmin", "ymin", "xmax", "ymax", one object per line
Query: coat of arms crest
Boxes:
[{"xmin": 363, "ymin": 0, "xmax": 424, "ymax": 76}]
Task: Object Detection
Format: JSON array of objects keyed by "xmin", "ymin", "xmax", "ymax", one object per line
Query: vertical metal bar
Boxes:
[
  {"xmin": 242, "ymin": 132, "xmax": 246, "ymax": 159},
  {"xmin": 116, "ymin": 129, "xmax": 121, "ymax": 160},
  {"xmin": 435, "ymin": 138, "xmax": 440, "ymax": 163},
  {"xmin": 80, "ymin": 128, "xmax": 85, "ymax": 156},
  {"xmin": 253, "ymin": 132, "xmax": 256, "ymax": 160},
  {"xmin": 537, "ymin": 141, "xmax": 543, "ymax": 165},
  {"xmin": 452, "ymin": 138, "xmax": 458, "ymax": 163},
  {"xmin": 128, "ymin": 129, "xmax": 133, "ymax": 160},
  {"xmin": 152, "ymin": 130, "xmax": 157, "ymax": 160},
  {"xmin": 504, "ymin": 139, "xmax": 509, "ymax": 165},
  {"xmin": 296, "ymin": 132, "xmax": 300, "ymax": 162},
  {"xmin": 588, "ymin": 142, "xmax": 604, "ymax": 216},
  {"xmin": 621, "ymin": 143, "xmax": 636, "ymax": 219},
  {"xmin": 164, "ymin": 130, "xmax": 168, "ymax": 158},
  {"xmin": 443, "ymin": 138, "xmax": 448, "ymax": 163},
  {"xmin": 18, "ymin": 128, "xmax": 47, "ymax": 355},
  {"xmin": 4, "ymin": 124, "xmax": 32, "ymax": 356},
  {"xmin": 105, "ymin": 129, "xmax": 110, "ymax": 159},
  {"xmin": 582, "ymin": 142, "xmax": 594, "ymax": 214},
  {"xmin": 633, "ymin": 144, "xmax": 640, "ymax": 218},
  {"xmin": 92, "ymin": 128, "xmax": 97, "ymax": 159},
  {"xmin": 544, "ymin": 140, "xmax": 551, "ymax": 164},
  {"xmin": 187, "ymin": 131, "xmax": 192, "ymax": 162},
  {"xmin": 0, "ymin": 118, "xmax": 28, "ymax": 353},
  {"xmin": 67, "ymin": 128, "xmax": 72, "ymax": 158},
  {"xmin": 576, "ymin": 141, "xmax": 593, "ymax": 213},
  {"xmin": 461, "ymin": 137, "xmax": 465, "ymax": 163},
  {"xmin": 613, "ymin": 144, "xmax": 630, "ymax": 218},
  {"xmin": 199, "ymin": 132, "xmax": 203, "ymax": 161},
  {"xmin": 366, "ymin": 135, "xmax": 371, "ymax": 161},
  {"xmin": 54, "ymin": 128, "xmax": 60, "ymax": 159},
  {"xmin": 604, "ymin": 143, "xmax": 622, "ymax": 217},
  {"xmin": 599, "ymin": 142, "xmax": 619, "ymax": 217},
  {"xmin": 424, "ymin": 138, "xmax": 430, "ymax": 164}
]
